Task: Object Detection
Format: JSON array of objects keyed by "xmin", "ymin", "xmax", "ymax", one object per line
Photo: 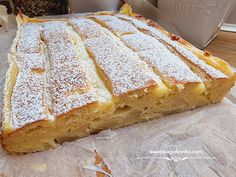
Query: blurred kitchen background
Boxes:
[
  {"xmin": 151, "ymin": 0, "xmax": 236, "ymax": 48},
  {"xmin": 148, "ymin": 0, "xmax": 236, "ymax": 24}
]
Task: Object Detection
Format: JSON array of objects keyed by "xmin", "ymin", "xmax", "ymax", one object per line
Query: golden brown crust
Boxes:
[
  {"xmin": 117, "ymin": 4, "xmax": 235, "ymax": 79},
  {"xmin": 132, "ymin": 12, "xmax": 235, "ymax": 78},
  {"xmin": 118, "ymin": 7, "xmax": 235, "ymax": 80}
]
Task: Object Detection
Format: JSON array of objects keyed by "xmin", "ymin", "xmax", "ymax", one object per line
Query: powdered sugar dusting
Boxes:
[
  {"xmin": 11, "ymin": 70, "xmax": 48, "ymax": 129},
  {"xmin": 11, "ymin": 20, "xmax": 99, "ymax": 128},
  {"xmin": 116, "ymin": 15, "xmax": 227, "ymax": 79},
  {"xmin": 10, "ymin": 14, "xmax": 227, "ymax": 130},
  {"xmin": 91, "ymin": 15, "xmax": 139, "ymax": 36},
  {"xmin": 170, "ymin": 43, "xmax": 227, "ymax": 79},
  {"xmin": 70, "ymin": 18, "xmax": 108, "ymax": 39},
  {"xmin": 121, "ymin": 32, "xmax": 201, "ymax": 84},
  {"xmin": 17, "ymin": 23, "xmax": 42, "ymax": 54},
  {"xmin": 42, "ymin": 21, "xmax": 97, "ymax": 116},
  {"xmin": 116, "ymin": 14, "xmax": 150, "ymax": 30},
  {"xmin": 121, "ymin": 32, "xmax": 161, "ymax": 51},
  {"xmin": 17, "ymin": 53, "xmax": 46, "ymax": 71},
  {"xmin": 85, "ymin": 35, "xmax": 156, "ymax": 96},
  {"xmin": 11, "ymin": 23, "xmax": 50, "ymax": 129},
  {"xmin": 53, "ymin": 93, "xmax": 97, "ymax": 116},
  {"xmin": 149, "ymin": 29, "xmax": 227, "ymax": 79},
  {"xmin": 69, "ymin": 18, "xmax": 158, "ymax": 96}
]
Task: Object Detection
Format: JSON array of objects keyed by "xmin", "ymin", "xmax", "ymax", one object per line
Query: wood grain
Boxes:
[{"xmin": 206, "ymin": 31, "xmax": 236, "ymax": 67}]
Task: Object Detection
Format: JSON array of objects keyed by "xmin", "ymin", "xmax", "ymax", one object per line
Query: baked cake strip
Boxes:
[
  {"xmin": 89, "ymin": 15, "xmax": 207, "ymax": 96},
  {"xmin": 1, "ymin": 17, "xmax": 116, "ymax": 153},
  {"xmin": 120, "ymin": 32, "xmax": 202, "ymax": 86},
  {"xmin": 41, "ymin": 21, "xmax": 98, "ymax": 117},
  {"xmin": 70, "ymin": 18, "xmax": 167, "ymax": 97},
  {"xmin": 71, "ymin": 17, "xmax": 207, "ymax": 122},
  {"xmin": 12, "ymin": 23, "xmax": 54, "ymax": 129},
  {"xmin": 93, "ymin": 15, "xmax": 226, "ymax": 79},
  {"xmin": 116, "ymin": 13, "xmax": 234, "ymax": 77},
  {"xmin": 115, "ymin": 12, "xmax": 235, "ymax": 102},
  {"xmin": 96, "ymin": 13, "xmax": 236, "ymax": 102}
]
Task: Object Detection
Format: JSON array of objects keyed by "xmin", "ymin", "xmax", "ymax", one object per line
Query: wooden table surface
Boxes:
[{"xmin": 206, "ymin": 31, "xmax": 236, "ymax": 67}]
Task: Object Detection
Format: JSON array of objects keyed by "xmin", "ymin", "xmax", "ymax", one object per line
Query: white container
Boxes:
[{"xmin": 157, "ymin": 0, "xmax": 236, "ymax": 48}]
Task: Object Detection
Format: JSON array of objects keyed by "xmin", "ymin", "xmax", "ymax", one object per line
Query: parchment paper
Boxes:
[{"xmin": 0, "ymin": 16, "xmax": 236, "ymax": 177}]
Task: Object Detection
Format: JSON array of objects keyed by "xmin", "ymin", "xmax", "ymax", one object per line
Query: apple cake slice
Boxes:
[{"xmin": 1, "ymin": 5, "xmax": 235, "ymax": 154}]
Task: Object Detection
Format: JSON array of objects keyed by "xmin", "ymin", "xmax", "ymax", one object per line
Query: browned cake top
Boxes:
[
  {"xmin": 91, "ymin": 15, "xmax": 139, "ymax": 36},
  {"xmin": 120, "ymin": 32, "xmax": 202, "ymax": 84},
  {"xmin": 70, "ymin": 18, "xmax": 108, "ymax": 39},
  {"xmin": 41, "ymin": 21, "xmax": 97, "ymax": 116},
  {"xmin": 11, "ymin": 70, "xmax": 49, "ymax": 129},
  {"xmin": 115, "ymin": 14, "xmax": 227, "ymax": 79},
  {"xmin": 71, "ymin": 18, "xmax": 159, "ymax": 96},
  {"xmin": 18, "ymin": 23, "xmax": 42, "ymax": 54},
  {"xmin": 12, "ymin": 23, "xmax": 50, "ymax": 129}
]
